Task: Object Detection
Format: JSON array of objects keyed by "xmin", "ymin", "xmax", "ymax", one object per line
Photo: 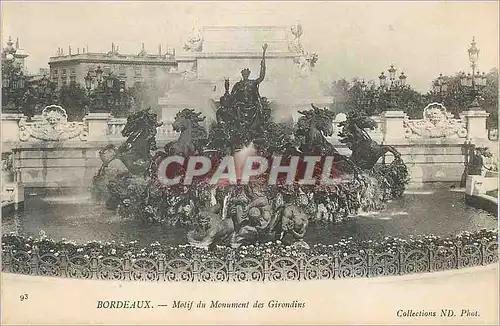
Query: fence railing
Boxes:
[{"xmin": 2, "ymin": 238, "xmax": 497, "ymax": 282}]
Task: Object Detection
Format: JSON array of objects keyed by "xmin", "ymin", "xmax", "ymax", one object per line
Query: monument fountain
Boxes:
[
  {"xmin": 92, "ymin": 42, "xmax": 409, "ymax": 250},
  {"xmin": 2, "ymin": 24, "xmax": 497, "ymax": 287}
]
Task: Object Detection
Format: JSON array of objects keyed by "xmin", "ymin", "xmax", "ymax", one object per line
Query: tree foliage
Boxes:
[
  {"xmin": 330, "ymin": 68, "xmax": 498, "ymax": 128},
  {"xmin": 127, "ymin": 81, "xmax": 170, "ymax": 113},
  {"xmin": 330, "ymin": 78, "xmax": 425, "ymax": 117},
  {"xmin": 1, "ymin": 59, "xmax": 29, "ymax": 112},
  {"xmin": 58, "ymin": 84, "xmax": 89, "ymax": 121},
  {"xmin": 482, "ymin": 68, "xmax": 499, "ymax": 129},
  {"xmin": 428, "ymin": 68, "xmax": 499, "ymax": 128}
]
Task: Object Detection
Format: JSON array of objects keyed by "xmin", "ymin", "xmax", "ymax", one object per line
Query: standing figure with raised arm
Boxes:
[{"xmin": 229, "ymin": 43, "xmax": 268, "ymax": 126}]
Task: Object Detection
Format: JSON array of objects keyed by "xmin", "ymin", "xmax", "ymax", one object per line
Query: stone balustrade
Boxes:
[
  {"xmin": 1, "ymin": 103, "xmax": 496, "ymax": 190},
  {"xmin": 96, "ymin": 117, "xmax": 183, "ymax": 140},
  {"xmin": 1, "ymin": 102, "xmax": 492, "ymax": 144},
  {"xmin": 107, "ymin": 118, "xmax": 127, "ymax": 138}
]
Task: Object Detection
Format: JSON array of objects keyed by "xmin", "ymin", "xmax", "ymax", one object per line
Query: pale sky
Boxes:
[{"xmin": 1, "ymin": 1, "xmax": 498, "ymax": 93}]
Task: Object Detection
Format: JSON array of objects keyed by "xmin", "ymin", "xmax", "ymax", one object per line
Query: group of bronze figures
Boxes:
[
  {"xmin": 92, "ymin": 43, "xmax": 408, "ymax": 250},
  {"xmin": 185, "ymin": 183, "xmax": 311, "ymax": 250}
]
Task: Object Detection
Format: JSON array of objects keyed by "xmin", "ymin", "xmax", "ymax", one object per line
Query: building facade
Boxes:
[{"xmin": 48, "ymin": 44, "xmax": 177, "ymax": 90}]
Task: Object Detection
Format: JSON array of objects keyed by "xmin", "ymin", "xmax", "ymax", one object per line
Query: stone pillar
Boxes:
[
  {"xmin": 381, "ymin": 111, "xmax": 406, "ymax": 142},
  {"xmin": 465, "ymin": 175, "xmax": 484, "ymax": 196},
  {"xmin": 462, "ymin": 110, "xmax": 489, "ymax": 140},
  {"xmin": 2, "ymin": 183, "xmax": 24, "ymax": 204},
  {"xmin": 1, "ymin": 153, "xmax": 14, "ymax": 184},
  {"xmin": 84, "ymin": 112, "xmax": 111, "ymax": 140},
  {"xmin": 1, "ymin": 113, "xmax": 25, "ymax": 142}
]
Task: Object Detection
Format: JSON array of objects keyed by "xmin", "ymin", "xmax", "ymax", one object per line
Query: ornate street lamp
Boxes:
[
  {"xmin": 84, "ymin": 68, "xmax": 105, "ymax": 112},
  {"xmin": 460, "ymin": 37, "xmax": 487, "ymax": 109},
  {"xmin": 379, "ymin": 64, "xmax": 407, "ymax": 109},
  {"xmin": 40, "ymin": 75, "xmax": 49, "ymax": 88},
  {"xmin": 360, "ymin": 79, "xmax": 367, "ymax": 92},
  {"xmin": 17, "ymin": 72, "xmax": 25, "ymax": 89},
  {"xmin": 468, "ymin": 37, "xmax": 479, "ymax": 66},
  {"xmin": 84, "ymin": 68, "xmax": 126, "ymax": 114},
  {"xmin": 95, "ymin": 66, "xmax": 103, "ymax": 84},
  {"xmin": 378, "ymin": 72, "xmax": 387, "ymax": 88},
  {"xmin": 119, "ymin": 79, "xmax": 126, "ymax": 92},
  {"xmin": 388, "ymin": 64, "xmax": 396, "ymax": 81},
  {"xmin": 2, "ymin": 41, "xmax": 28, "ymax": 113},
  {"xmin": 84, "ymin": 71, "xmax": 93, "ymax": 93},
  {"xmin": 355, "ymin": 79, "xmax": 380, "ymax": 115},
  {"xmin": 106, "ymin": 72, "xmax": 115, "ymax": 89},
  {"xmin": 399, "ymin": 72, "xmax": 407, "ymax": 87},
  {"xmin": 432, "ymin": 73, "xmax": 448, "ymax": 102},
  {"xmin": 44, "ymin": 76, "xmax": 58, "ymax": 105}
]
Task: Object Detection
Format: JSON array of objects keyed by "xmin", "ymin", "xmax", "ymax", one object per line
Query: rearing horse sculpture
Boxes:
[
  {"xmin": 94, "ymin": 108, "xmax": 162, "ymax": 179},
  {"xmin": 164, "ymin": 108, "xmax": 208, "ymax": 156},
  {"xmin": 117, "ymin": 108, "xmax": 162, "ymax": 176},
  {"xmin": 294, "ymin": 104, "xmax": 360, "ymax": 175},
  {"xmin": 149, "ymin": 108, "xmax": 210, "ymax": 184},
  {"xmin": 295, "ymin": 104, "xmax": 337, "ymax": 155},
  {"xmin": 338, "ymin": 111, "xmax": 402, "ymax": 170}
]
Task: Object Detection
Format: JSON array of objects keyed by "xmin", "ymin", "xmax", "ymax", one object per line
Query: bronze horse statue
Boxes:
[
  {"xmin": 164, "ymin": 108, "xmax": 208, "ymax": 156},
  {"xmin": 94, "ymin": 108, "xmax": 162, "ymax": 178},
  {"xmin": 338, "ymin": 111, "xmax": 401, "ymax": 170},
  {"xmin": 149, "ymin": 108, "xmax": 212, "ymax": 184},
  {"xmin": 292, "ymin": 104, "xmax": 361, "ymax": 176}
]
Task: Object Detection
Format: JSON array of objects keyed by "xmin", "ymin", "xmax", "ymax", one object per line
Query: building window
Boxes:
[
  {"xmin": 119, "ymin": 65, "xmax": 126, "ymax": 77},
  {"xmin": 71, "ymin": 68, "xmax": 76, "ymax": 75},
  {"xmin": 62, "ymin": 69, "xmax": 67, "ymax": 76},
  {"xmin": 148, "ymin": 67, "xmax": 156, "ymax": 77},
  {"xmin": 70, "ymin": 75, "xmax": 76, "ymax": 84},
  {"xmin": 62, "ymin": 77, "xmax": 67, "ymax": 86},
  {"xmin": 53, "ymin": 69, "xmax": 58, "ymax": 75},
  {"xmin": 134, "ymin": 66, "xmax": 142, "ymax": 77}
]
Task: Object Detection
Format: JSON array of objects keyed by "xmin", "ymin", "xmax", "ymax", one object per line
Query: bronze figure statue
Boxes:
[{"xmin": 216, "ymin": 43, "xmax": 268, "ymax": 128}]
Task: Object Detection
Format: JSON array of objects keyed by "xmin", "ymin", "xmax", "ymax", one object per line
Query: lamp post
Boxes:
[
  {"xmin": 39, "ymin": 74, "xmax": 58, "ymax": 106},
  {"xmin": 356, "ymin": 79, "xmax": 379, "ymax": 115},
  {"xmin": 379, "ymin": 64, "xmax": 407, "ymax": 110},
  {"xmin": 84, "ymin": 66, "xmax": 125, "ymax": 114},
  {"xmin": 432, "ymin": 73, "xmax": 448, "ymax": 102},
  {"xmin": 459, "ymin": 37, "xmax": 487, "ymax": 110},
  {"xmin": 84, "ymin": 71, "xmax": 93, "ymax": 95},
  {"xmin": 355, "ymin": 79, "xmax": 368, "ymax": 108}
]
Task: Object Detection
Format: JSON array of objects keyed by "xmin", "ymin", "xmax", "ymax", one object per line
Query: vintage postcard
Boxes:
[{"xmin": 1, "ymin": 1, "xmax": 499, "ymax": 325}]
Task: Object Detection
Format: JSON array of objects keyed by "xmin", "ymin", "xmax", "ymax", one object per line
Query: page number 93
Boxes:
[{"xmin": 20, "ymin": 293, "xmax": 28, "ymax": 301}]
